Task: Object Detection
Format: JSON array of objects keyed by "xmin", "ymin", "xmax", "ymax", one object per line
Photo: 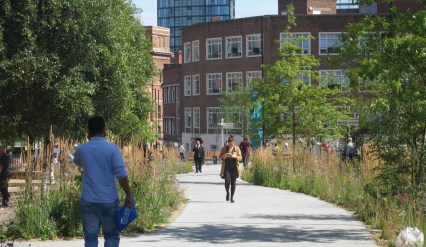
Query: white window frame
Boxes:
[
  {"xmin": 226, "ymin": 36, "xmax": 242, "ymax": 59},
  {"xmin": 319, "ymin": 70, "xmax": 349, "ymax": 92},
  {"xmin": 171, "ymin": 86, "xmax": 175, "ymax": 102},
  {"xmin": 192, "ymin": 40, "xmax": 199, "ymax": 62},
  {"xmin": 295, "ymin": 71, "xmax": 311, "ymax": 85},
  {"xmin": 193, "ymin": 107, "xmax": 200, "ymax": 130},
  {"xmin": 246, "ymin": 71, "xmax": 262, "ymax": 87},
  {"xmin": 207, "ymin": 107, "xmax": 222, "ymax": 129},
  {"xmin": 185, "ymin": 108, "xmax": 192, "ymax": 129},
  {"xmin": 319, "ymin": 32, "xmax": 342, "ymax": 55},
  {"xmin": 226, "ymin": 72, "xmax": 243, "ymax": 92},
  {"xmin": 192, "ymin": 74, "xmax": 200, "ymax": 96},
  {"xmin": 184, "ymin": 42, "xmax": 191, "ymax": 63},
  {"xmin": 206, "ymin": 73, "xmax": 222, "ymax": 95},
  {"xmin": 280, "ymin": 32, "xmax": 311, "ymax": 55},
  {"xmin": 246, "ymin": 34, "xmax": 262, "ymax": 57},
  {"xmin": 206, "ymin": 38, "xmax": 222, "ymax": 60},
  {"xmin": 184, "ymin": 76, "xmax": 191, "ymax": 96}
]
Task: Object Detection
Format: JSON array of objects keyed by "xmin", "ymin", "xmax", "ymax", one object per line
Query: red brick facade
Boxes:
[
  {"xmin": 279, "ymin": 0, "xmax": 336, "ymax": 15},
  {"xmin": 145, "ymin": 26, "xmax": 173, "ymax": 139}
]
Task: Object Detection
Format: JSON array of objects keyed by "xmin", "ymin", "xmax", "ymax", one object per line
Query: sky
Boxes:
[{"xmin": 133, "ymin": 0, "xmax": 278, "ymax": 26}]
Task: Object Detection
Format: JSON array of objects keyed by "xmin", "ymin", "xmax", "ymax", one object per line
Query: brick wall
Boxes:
[
  {"xmin": 278, "ymin": 0, "xmax": 336, "ymax": 15},
  {"xmin": 180, "ymin": 14, "xmax": 366, "ymax": 135}
]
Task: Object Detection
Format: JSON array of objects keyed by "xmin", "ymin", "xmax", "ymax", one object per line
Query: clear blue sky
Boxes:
[{"xmin": 133, "ymin": 0, "xmax": 278, "ymax": 26}]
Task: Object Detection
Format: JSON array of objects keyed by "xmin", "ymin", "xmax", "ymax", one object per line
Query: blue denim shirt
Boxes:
[{"xmin": 74, "ymin": 137, "xmax": 127, "ymax": 203}]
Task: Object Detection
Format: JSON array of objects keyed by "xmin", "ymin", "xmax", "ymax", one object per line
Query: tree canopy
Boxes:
[
  {"xmin": 0, "ymin": 0, "xmax": 155, "ymax": 143},
  {"xmin": 337, "ymin": 1, "xmax": 426, "ymax": 192}
]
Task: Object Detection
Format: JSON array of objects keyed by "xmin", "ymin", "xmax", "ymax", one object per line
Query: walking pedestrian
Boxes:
[
  {"xmin": 346, "ymin": 137, "xmax": 357, "ymax": 161},
  {"xmin": 239, "ymin": 136, "xmax": 251, "ymax": 167},
  {"xmin": 0, "ymin": 146, "xmax": 10, "ymax": 207},
  {"xmin": 193, "ymin": 140, "xmax": 204, "ymax": 173},
  {"xmin": 179, "ymin": 142, "xmax": 185, "ymax": 161},
  {"xmin": 200, "ymin": 140, "xmax": 206, "ymax": 166},
  {"xmin": 220, "ymin": 135, "xmax": 242, "ymax": 203},
  {"xmin": 73, "ymin": 116, "xmax": 132, "ymax": 247}
]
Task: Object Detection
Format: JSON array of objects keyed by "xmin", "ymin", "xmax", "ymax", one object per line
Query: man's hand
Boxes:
[
  {"xmin": 125, "ymin": 196, "xmax": 133, "ymax": 208},
  {"xmin": 118, "ymin": 176, "xmax": 132, "ymax": 208}
]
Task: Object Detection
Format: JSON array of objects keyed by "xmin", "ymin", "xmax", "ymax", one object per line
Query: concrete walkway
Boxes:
[{"xmin": 24, "ymin": 164, "xmax": 376, "ymax": 246}]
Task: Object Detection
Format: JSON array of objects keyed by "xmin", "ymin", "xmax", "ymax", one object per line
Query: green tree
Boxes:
[
  {"xmin": 219, "ymin": 80, "xmax": 254, "ymax": 139},
  {"xmin": 252, "ymin": 5, "xmax": 350, "ymax": 168},
  {"xmin": 337, "ymin": 1, "xmax": 426, "ymax": 193},
  {"xmin": 0, "ymin": 0, "xmax": 155, "ymax": 144}
]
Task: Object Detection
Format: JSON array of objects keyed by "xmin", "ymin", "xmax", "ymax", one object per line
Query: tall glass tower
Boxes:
[{"xmin": 158, "ymin": 0, "xmax": 235, "ymax": 52}]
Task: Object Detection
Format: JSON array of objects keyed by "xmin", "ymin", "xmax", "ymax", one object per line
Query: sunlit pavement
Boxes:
[{"xmin": 24, "ymin": 164, "xmax": 376, "ymax": 247}]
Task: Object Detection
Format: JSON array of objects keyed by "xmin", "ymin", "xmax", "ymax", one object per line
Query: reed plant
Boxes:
[
  {"xmin": 243, "ymin": 147, "xmax": 426, "ymax": 244},
  {"xmin": 5, "ymin": 139, "xmax": 192, "ymax": 240}
]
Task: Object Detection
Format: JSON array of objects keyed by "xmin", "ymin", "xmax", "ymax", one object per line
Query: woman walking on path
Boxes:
[{"xmin": 219, "ymin": 135, "xmax": 242, "ymax": 203}]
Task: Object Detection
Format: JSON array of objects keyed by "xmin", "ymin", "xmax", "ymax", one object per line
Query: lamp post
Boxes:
[{"xmin": 221, "ymin": 118, "xmax": 224, "ymax": 147}]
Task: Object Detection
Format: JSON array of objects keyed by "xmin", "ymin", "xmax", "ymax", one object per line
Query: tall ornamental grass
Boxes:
[
  {"xmin": 243, "ymin": 147, "xmax": 426, "ymax": 244},
  {"xmin": 5, "ymin": 140, "xmax": 192, "ymax": 240}
]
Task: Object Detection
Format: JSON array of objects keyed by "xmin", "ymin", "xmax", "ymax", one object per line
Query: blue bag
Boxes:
[{"xmin": 116, "ymin": 198, "xmax": 138, "ymax": 232}]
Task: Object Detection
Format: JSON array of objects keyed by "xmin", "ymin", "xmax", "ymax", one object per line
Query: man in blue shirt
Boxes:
[
  {"xmin": 74, "ymin": 116, "xmax": 132, "ymax": 247},
  {"xmin": 0, "ymin": 146, "xmax": 10, "ymax": 207}
]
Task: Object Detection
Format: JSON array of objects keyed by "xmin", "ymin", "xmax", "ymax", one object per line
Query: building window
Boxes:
[
  {"xmin": 193, "ymin": 75, "xmax": 200, "ymax": 95},
  {"xmin": 185, "ymin": 108, "xmax": 192, "ymax": 128},
  {"xmin": 226, "ymin": 72, "xmax": 242, "ymax": 92},
  {"xmin": 171, "ymin": 86, "xmax": 175, "ymax": 102},
  {"xmin": 207, "ymin": 107, "xmax": 222, "ymax": 129},
  {"xmin": 247, "ymin": 34, "xmax": 261, "ymax": 57},
  {"xmin": 226, "ymin": 36, "xmax": 242, "ymax": 58},
  {"xmin": 167, "ymin": 87, "xmax": 171, "ymax": 102},
  {"xmin": 295, "ymin": 72, "xmax": 311, "ymax": 85},
  {"xmin": 280, "ymin": 33, "xmax": 311, "ymax": 55},
  {"xmin": 192, "ymin": 40, "xmax": 199, "ymax": 61},
  {"xmin": 319, "ymin": 70, "xmax": 349, "ymax": 92},
  {"xmin": 184, "ymin": 76, "xmax": 191, "ymax": 96},
  {"xmin": 320, "ymin": 33, "xmax": 342, "ymax": 55},
  {"xmin": 158, "ymin": 106, "xmax": 161, "ymax": 119},
  {"xmin": 163, "ymin": 89, "xmax": 167, "ymax": 104},
  {"xmin": 207, "ymin": 38, "xmax": 222, "ymax": 60},
  {"xmin": 193, "ymin": 108, "xmax": 200, "ymax": 130},
  {"xmin": 246, "ymin": 71, "xmax": 262, "ymax": 87},
  {"xmin": 211, "ymin": 145, "xmax": 218, "ymax": 151},
  {"xmin": 207, "ymin": 73, "xmax": 222, "ymax": 95},
  {"xmin": 184, "ymin": 42, "xmax": 191, "ymax": 63}
]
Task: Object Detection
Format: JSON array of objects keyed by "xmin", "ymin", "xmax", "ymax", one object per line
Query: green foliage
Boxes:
[
  {"xmin": 243, "ymin": 148, "xmax": 426, "ymax": 244},
  {"xmin": 337, "ymin": 6, "xmax": 426, "ymax": 193},
  {"xmin": 219, "ymin": 82, "xmax": 254, "ymax": 138},
  {"xmin": 6, "ymin": 150, "xmax": 190, "ymax": 239},
  {"xmin": 0, "ymin": 0, "xmax": 155, "ymax": 142},
  {"xmin": 253, "ymin": 4, "xmax": 351, "ymax": 147}
]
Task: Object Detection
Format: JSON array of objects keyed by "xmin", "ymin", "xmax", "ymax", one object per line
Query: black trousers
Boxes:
[
  {"xmin": 195, "ymin": 158, "xmax": 203, "ymax": 172},
  {"xmin": 0, "ymin": 177, "xmax": 9, "ymax": 206}
]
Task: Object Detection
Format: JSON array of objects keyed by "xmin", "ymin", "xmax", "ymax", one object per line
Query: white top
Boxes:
[{"xmin": 180, "ymin": 145, "xmax": 185, "ymax": 153}]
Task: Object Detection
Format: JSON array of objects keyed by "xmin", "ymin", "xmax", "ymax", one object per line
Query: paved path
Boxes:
[{"xmin": 24, "ymin": 164, "xmax": 376, "ymax": 247}]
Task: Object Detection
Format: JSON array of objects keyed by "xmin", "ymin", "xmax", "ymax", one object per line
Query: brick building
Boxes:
[
  {"xmin": 162, "ymin": 51, "xmax": 183, "ymax": 146},
  {"xmin": 163, "ymin": 0, "xmax": 422, "ymax": 152},
  {"xmin": 145, "ymin": 26, "xmax": 173, "ymax": 139}
]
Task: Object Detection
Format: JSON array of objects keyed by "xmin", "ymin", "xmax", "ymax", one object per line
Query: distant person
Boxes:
[
  {"xmin": 74, "ymin": 116, "xmax": 132, "ymax": 247},
  {"xmin": 321, "ymin": 141, "xmax": 329, "ymax": 154},
  {"xmin": 200, "ymin": 140, "xmax": 206, "ymax": 166},
  {"xmin": 193, "ymin": 140, "xmax": 205, "ymax": 173},
  {"xmin": 239, "ymin": 136, "xmax": 251, "ymax": 167},
  {"xmin": 0, "ymin": 146, "xmax": 10, "ymax": 207},
  {"xmin": 346, "ymin": 137, "xmax": 357, "ymax": 161},
  {"xmin": 275, "ymin": 143, "xmax": 282, "ymax": 156},
  {"xmin": 224, "ymin": 138, "xmax": 228, "ymax": 147},
  {"xmin": 284, "ymin": 143, "xmax": 290, "ymax": 150},
  {"xmin": 220, "ymin": 135, "xmax": 242, "ymax": 203},
  {"xmin": 179, "ymin": 142, "xmax": 185, "ymax": 161}
]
